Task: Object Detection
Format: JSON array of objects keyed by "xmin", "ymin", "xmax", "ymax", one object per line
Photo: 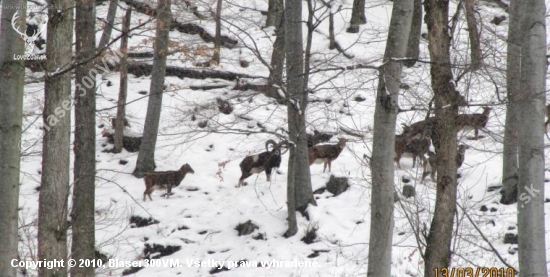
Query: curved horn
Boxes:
[
  {"xmin": 265, "ymin": 139, "xmax": 277, "ymax": 151},
  {"xmin": 277, "ymin": 140, "xmax": 290, "ymax": 155},
  {"xmin": 11, "ymin": 11, "xmax": 27, "ymax": 38}
]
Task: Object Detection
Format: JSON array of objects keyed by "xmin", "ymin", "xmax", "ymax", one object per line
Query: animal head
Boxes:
[
  {"xmin": 482, "ymin": 106, "xmax": 492, "ymax": 115},
  {"xmin": 265, "ymin": 139, "xmax": 290, "ymax": 155},
  {"xmin": 180, "ymin": 163, "xmax": 195, "ymax": 174},
  {"xmin": 458, "ymin": 144, "xmax": 469, "ymax": 152},
  {"xmin": 337, "ymin": 138, "xmax": 348, "ymax": 148}
]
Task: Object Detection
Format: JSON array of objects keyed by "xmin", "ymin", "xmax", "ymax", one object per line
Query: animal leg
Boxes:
[
  {"xmin": 166, "ymin": 185, "xmax": 172, "ymax": 199},
  {"xmin": 265, "ymin": 168, "xmax": 272, "ymax": 182},
  {"xmin": 394, "ymin": 156, "xmax": 402, "ymax": 170},
  {"xmin": 328, "ymin": 161, "xmax": 332, "ymax": 173},
  {"xmin": 412, "ymin": 155, "xmax": 417, "ymax": 168}
]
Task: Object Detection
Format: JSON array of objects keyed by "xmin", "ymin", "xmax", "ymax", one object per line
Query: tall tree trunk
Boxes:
[
  {"xmin": 114, "ymin": 8, "xmax": 132, "ymax": 153},
  {"xmin": 423, "ymin": 0, "xmax": 462, "ymax": 275},
  {"xmin": 266, "ymin": 0, "xmax": 283, "ymax": 27},
  {"xmin": 38, "ymin": 0, "xmax": 74, "ymax": 276},
  {"xmin": 328, "ymin": 3, "xmax": 336, "ymax": 50},
  {"xmin": 268, "ymin": 15, "xmax": 285, "ymax": 101},
  {"xmin": 0, "ymin": 1, "xmax": 25, "ymax": 276},
  {"xmin": 211, "ymin": 0, "xmax": 222, "ymax": 66},
  {"xmin": 463, "ymin": 0, "xmax": 482, "ymax": 70},
  {"xmin": 133, "ymin": 0, "xmax": 171, "ymax": 178},
  {"xmin": 368, "ymin": 1, "xmax": 413, "ymax": 276},
  {"xmin": 517, "ymin": 0, "xmax": 547, "ymax": 275},
  {"xmin": 98, "ymin": 0, "xmax": 118, "ymax": 50},
  {"xmin": 347, "ymin": 0, "xmax": 366, "ymax": 33},
  {"xmin": 500, "ymin": 0, "xmax": 520, "ymax": 205},
  {"xmin": 404, "ymin": 0, "xmax": 422, "ymax": 67},
  {"xmin": 71, "ymin": 0, "xmax": 97, "ymax": 276},
  {"xmin": 283, "ymin": 0, "xmax": 315, "ymax": 237}
]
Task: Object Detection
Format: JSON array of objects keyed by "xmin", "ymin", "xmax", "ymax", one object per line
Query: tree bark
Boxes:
[
  {"xmin": 404, "ymin": 0, "xmax": 422, "ymax": 67},
  {"xmin": 368, "ymin": 1, "xmax": 413, "ymax": 276},
  {"xmin": 347, "ymin": 0, "xmax": 366, "ymax": 33},
  {"xmin": 133, "ymin": 0, "xmax": 171, "ymax": 178},
  {"xmin": 283, "ymin": 0, "xmax": 315, "ymax": 237},
  {"xmin": 463, "ymin": 0, "xmax": 482, "ymax": 70},
  {"xmin": 98, "ymin": 0, "xmax": 118, "ymax": 50},
  {"xmin": 517, "ymin": 0, "xmax": 547, "ymax": 275},
  {"xmin": 114, "ymin": 8, "xmax": 132, "ymax": 153},
  {"xmin": 500, "ymin": 0, "xmax": 520, "ymax": 205},
  {"xmin": 268, "ymin": 16, "xmax": 285, "ymax": 101},
  {"xmin": 0, "ymin": 1, "xmax": 25, "ymax": 276},
  {"xmin": 71, "ymin": 0, "xmax": 97, "ymax": 276},
  {"xmin": 266, "ymin": 0, "xmax": 284, "ymax": 27},
  {"xmin": 211, "ymin": 0, "xmax": 222, "ymax": 66},
  {"xmin": 38, "ymin": 0, "xmax": 74, "ymax": 276},
  {"xmin": 423, "ymin": 0, "xmax": 462, "ymax": 275}
]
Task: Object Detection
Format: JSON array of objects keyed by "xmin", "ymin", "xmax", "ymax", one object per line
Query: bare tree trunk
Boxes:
[
  {"xmin": 0, "ymin": 1, "xmax": 25, "ymax": 276},
  {"xmin": 266, "ymin": 0, "xmax": 283, "ymax": 27},
  {"xmin": 283, "ymin": 0, "xmax": 315, "ymax": 237},
  {"xmin": 500, "ymin": 0, "xmax": 520, "ymax": 205},
  {"xmin": 211, "ymin": 0, "xmax": 222, "ymax": 66},
  {"xmin": 328, "ymin": 4, "xmax": 336, "ymax": 50},
  {"xmin": 133, "ymin": 0, "xmax": 171, "ymax": 178},
  {"xmin": 114, "ymin": 8, "xmax": 132, "ymax": 153},
  {"xmin": 463, "ymin": 0, "xmax": 482, "ymax": 70},
  {"xmin": 98, "ymin": 0, "xmax": 119, "ymax": 50},
  {"xmin": 423, "ymin": 0, "xmax": 462, "ymax": 275},
  {"xmin": 71, "ymin": 0, "xmax": 97, "ymax": 276},
  {"xmin": 368, "ymin": 1, "xmax": 413, "ymax": 276},
  {"xmin": 404, "ymin": 0, "xmax": 422, "ymax": 67},
  {"xmin": 517, "ymin": 0, "xmax": 547, "ymax": 275},
  {"xmin": 268, "ymin": 16, "xmax": 285, "ymax": 100},
  {"xmin": 38, "ymin": 0, "xmax": 74, "ymax": 276},
  {"xmin": 347, "ymin": 0, "xmax": 366, "ymax": 33},
  {"xmin": 284, "ymin": 147, "xmax": 298, "ymax": 236}
]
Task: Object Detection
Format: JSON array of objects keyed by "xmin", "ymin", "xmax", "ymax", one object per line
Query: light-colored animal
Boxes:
[
  {"xmin": 143, "ymin": 163, "xmax": 195, "ymax": 201},
  {"xmin": 421, "ymin": 144, "xmax": 468, "ymax": 183},
  {"xmin": 308, "ymin": 138, "xmax": 348, "ymax": 173},
  {"xmin": 456, "ymin": 107, "xmax": 492, "ymax": 139},
  {"xmin": 237, "ymin": 140, "xmax": 289, "ymax": 187}
]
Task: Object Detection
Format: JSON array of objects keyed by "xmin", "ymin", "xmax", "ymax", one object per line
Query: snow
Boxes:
[{"xmin": 15, "ymin": 0, "xmax": 550, "ymax": 276}]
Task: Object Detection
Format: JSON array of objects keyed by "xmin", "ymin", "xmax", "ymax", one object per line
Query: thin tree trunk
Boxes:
[
  {"xmin": 463, "ymin": 0, "xmax": 482, "ymax": 70},
  {"xmin": 211, "ymin": 0, "xmax": 222, "ymax": 66},
  {"xmin": 404, "ymin": 0, "xmax": 422, "ymax": 67},
  {"xmin": 114, "ymin": 8, "xmax": 132, "ymax": 153},
  {"xmin": 268, "ymin": 15, "xmax": 285, "ymax": 101},
  {"xmin": 284, "ymin": 0, "xmax": 315, "ymax": 237},
  {"xmin": 347, "ymin": 0, "xmax": 366, "ymax": 33},
  {"xmin": 328, "ymin": 5, "xmax": 336, "ymax": 50},
  {"xmin": 71, "ymin": 0, "xmax": 97, "ymax": 276},
  {"xmin": 368, "ymin": 0, "xmax": 413, "ymax": 276},
  {"xmin": 284, "ymin": 147, "xmax": 297, "ymax": 237},
  {"xmin": 38, "ymin": 0, "xmax": 74, "ymax": 276},
  {"xmin": 266, "ymin": 0, "xmax": 284, "ymax": 27},
  {"xmin": 0, "ymin": 1, "xmax": 25, "ymax": 276},
  {"xmin": 133, "ymin": 0, "xmax": 171, "ymax": 178},
  {"xmin": 517, "ymin": 0, "xmax": 547, "ymax": 275},
  {"xmin": 500, "ymin": 0, "xmax": 520, "ymax": 205},
  {"xmin": 98, "ymin": 0, "xmax": 119, "ymax": 50},
  {"xmin": 423, "ymin": 0, "xmax": 462, "ymax": 275}
]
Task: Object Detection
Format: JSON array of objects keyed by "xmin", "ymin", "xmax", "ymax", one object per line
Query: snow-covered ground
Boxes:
[{"xmin": 16, "ymin": 0, "xmax": 550, "ymax": 276}]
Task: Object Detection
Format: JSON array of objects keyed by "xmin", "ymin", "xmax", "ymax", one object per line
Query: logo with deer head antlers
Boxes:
[{"xmin": 11, "ymin": 11, "xmax": 47, "ymax": 56}]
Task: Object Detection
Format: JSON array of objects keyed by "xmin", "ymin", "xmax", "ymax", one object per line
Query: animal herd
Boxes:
[{"xmin": 140, "ymin": 106, "xmax": 496, "ymax": 201}]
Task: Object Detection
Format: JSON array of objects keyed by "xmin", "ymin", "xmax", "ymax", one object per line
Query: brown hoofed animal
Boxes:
[
  {"xmin": 545, "ymin": 104, "xmax": 550, "ymax": 131},
  {"xmin": 421, "ymin": 144, "xmax": 468, "ymax": 183},
  {"xmin": 238, "ymin": 140, "xmax": 289, "ymax": 187},
  {"xmin": 456, "ymin": 107, "xmax": 492, "ymax": 139},
  {"xmin": 394, "ymin": 134, "xmax": 430, "ymax": 171},
  {"xmin": 403, "ymin": 118, "xmax": 436, "ymax": 140},
  {"xmin": 308, "ymin": 138, "xmax": 348, "ymax": 173},
  {"xmin": 143, "ymin": 163, "xmax": 195, "ymax": 201}
]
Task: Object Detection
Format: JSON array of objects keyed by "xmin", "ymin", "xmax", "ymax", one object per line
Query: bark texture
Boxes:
[
  {"xmin": 423, "ymin": 0, "xmax": 462, "ymax": 275},
  {"xmin": 517, "ymin": 0, "xmax": 547, "ymax": 275},
  {"xmin": 500, "ymin": 0, "xmax": 520, "ymax": 205},
  {"xmin": 133, "ymin": 0, "xmax": 171, "ymax": 177},
  {"xmin": 98, "ymin": 0, "xmax": 118, "ymax": 50},
  {"xmin": 266, "ymin": 0, "xmax": 284, "ymax": 27},
  {"xmin": 464, "ymin": 0, "xmax": 482, "ymax": 70},
  {"xmin": 114, "ymin": 8, "xmax": 132, "ymax": 153},
  {"xmin": 38, "ymin": 0, "xmax": 74, "ymax": 276},
  {"xmin": 347, "ymin": 0, "xmax": 366, "ymax": 33},
  {"xmin": 284, "ymin": 0, "xmax": 315, "ymax": 237},
  {"xmin": 404, "ymin": 0, "xmax": 422, "ymax": 67},
  {"xmin": 0, "ymin": 1, "xmax": 25, "ymax": 276},
  {"xmin": 211, "ymin": 0, "xmax": 222, "ymax": 65},
  {"xmin": 268, "ymin": 16, "xmax": 285, "ymax": 100},
  {"xmin": 71, "ymin": 0, "xmax": 97, "ymax": 276},
  {"xmin": 368, "ymin": 0, "xmax": 413, "ymax": 276}
]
